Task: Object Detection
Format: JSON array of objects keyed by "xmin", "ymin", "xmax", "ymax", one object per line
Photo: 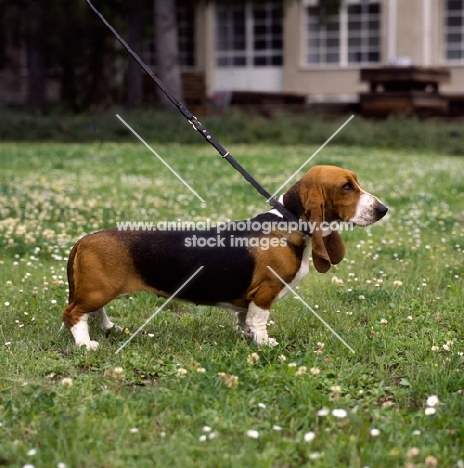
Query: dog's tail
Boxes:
[{"xmin": 66, "ymin": 241, "xmax": 79, "ymax": 305}]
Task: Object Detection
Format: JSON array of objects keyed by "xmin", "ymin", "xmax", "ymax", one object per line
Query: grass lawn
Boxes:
[{"xmin": 0, "ymin": 138, "xmax": 463, "ymax": 468}]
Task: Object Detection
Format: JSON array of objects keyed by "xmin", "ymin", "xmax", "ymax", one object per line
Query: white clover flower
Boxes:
[
  {"xmin": 425, "ymin": 455, "xmax": 439, "ymax": 467},
  {"xmin": 199, "ymin": 434, "xmax": 207, "ymax": 442},
  {"xmin": 380, "ymin": 318, "xmax": 388, "ymax": 325},
  {"xmin": 176, "ymin": 368, "xmax": 188, "ymax": 378},
  {"xmin": 370, "ymin": 428, "xmax": 380, "ymax": 437},
  {"xmin": 196, "ymin": 367, "xmax": 206, "ymax": 374},
  {"xmin": 247, "ymin": 352, "xmax": 260, "ymax": 364},
  {"xmin": 258, "ymin": 403, "xmax": 266, "ymax": 409},
  {"xmin": 61, "ymin": 378, "xmax": 73, "ymax": 387},
  {"xmin": 277, "ymin": 354, "xmax": 287, "ymax": 363},
  {"xmin": 331, "ymin": 276, "xmax": 344, "ymax": 286},
  {"xmin": 246, "ymin": 429, "xmax": 259, "ymax": 439},
  {"xmin": 426, "ymin": 395, "xmax": 439, "ymax": 407},
  {"xmin": 393, "ymin": 280, "xmax": 403, "ymax": 286},
  {"xmin": 431, "ymin": 346, "xmax": 439, "ymax": 352},
  {"xmin": 304, "ymin": 431, "xmax": 316, "ymax": 442},
  {"xmin": 287, "ymin": 362, "xmax": 297, "ymax": 368},
  {"xmin": 317, "ymin": 408, "xmax": 330, "ymax": 417},
  {"xmin": 331, "ymin": 409, "xmax": 348, "ymax": 418},
  {"xmin": 310, "ymin": 367, "xmax": 321, "ymax": 376},
  {"xmin": 295, "ymin": 366, "xmax": 307, "ymax": 376},
  {"xmin": 27, "ymin": 449, "xmax": 37, "ymax": 456},
  {"xmin": 424, "ymin": 407, "xmax": 436, "ymax": 416},
  {"xmin": 129, "ymin": 428, "xmax": 139, "ymax": 434},
  {"xmin": 272, "ymin": 425, "xmax": 282, "ymax": 431},
  {"xmin": 407, "ymin": 447, "xmax": 420, "ymax": 458}
]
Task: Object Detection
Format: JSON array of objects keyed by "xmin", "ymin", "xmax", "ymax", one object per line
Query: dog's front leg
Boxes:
[{"xmin": 245, "ymin": 302, "xmax": 278, "ymax": 347}]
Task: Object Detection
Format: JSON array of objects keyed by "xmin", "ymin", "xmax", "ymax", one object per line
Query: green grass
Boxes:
[{"xmin": 0, "ymin": 137, "xmax": 463, "ymax": 468}]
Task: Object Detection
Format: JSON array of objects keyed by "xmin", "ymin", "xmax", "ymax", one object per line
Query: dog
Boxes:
[{"xmin": 62, "ymin": 165, "xmax": 387, "ymax": 350}]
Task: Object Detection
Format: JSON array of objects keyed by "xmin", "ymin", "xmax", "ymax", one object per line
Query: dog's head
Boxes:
[{"xmin": 283, "ymin": 165, "xmax": 388, "ymax": 273}]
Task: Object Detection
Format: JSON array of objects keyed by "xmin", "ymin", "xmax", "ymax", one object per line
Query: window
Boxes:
[
  {"xmin": 445, "ymin": 0, "xmax": 464, "ymax": 61},
  {"xmin": 215, "ymin": 2, "xmax": 283, "ymax": 67},
  {"xmin": 305, "ymin": 0, "xmax": 381, "ymax": 66}
]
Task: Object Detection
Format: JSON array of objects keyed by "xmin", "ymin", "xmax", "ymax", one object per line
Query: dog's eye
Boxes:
[{"xmin": 342, "ymin": 183, "xmax": 353, "ymax": 191}]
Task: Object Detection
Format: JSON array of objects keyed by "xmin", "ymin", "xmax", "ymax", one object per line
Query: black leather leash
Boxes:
[{"xmin": 86, "ymin": 0, "xmax": 304, "ymax": 228}]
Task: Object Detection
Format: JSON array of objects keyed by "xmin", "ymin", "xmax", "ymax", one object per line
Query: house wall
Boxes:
[{"xmin": 197, "ymin": 0, "xmax": 464, "ymax": 102}]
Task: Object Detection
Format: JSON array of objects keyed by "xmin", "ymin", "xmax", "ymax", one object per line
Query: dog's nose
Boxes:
[{"xmin": 376, "ymin": 203, "xmax": 388, "ymax": 219}]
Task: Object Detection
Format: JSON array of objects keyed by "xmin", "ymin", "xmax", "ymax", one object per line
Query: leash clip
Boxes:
[{"xmin": 189, "ymin": 115, "xmax": 199, "ymax": 130}]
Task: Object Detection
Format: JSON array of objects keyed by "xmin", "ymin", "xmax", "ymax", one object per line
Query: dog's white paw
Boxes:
[
  {"xmin": 77, "ymin": 340, "xmax": 99, "ymax": 351},
  {"xmin": 102, "ymin": 323, "xmax": 124, "ymax": 334}
]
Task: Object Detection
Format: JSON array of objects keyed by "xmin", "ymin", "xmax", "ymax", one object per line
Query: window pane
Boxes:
[
  {"xmin": 233, "ymin": 56, "xmax": 246, "ymax": 66},
  {"xmin": 327, "ymin": 52, "xmax": 340, "ymax": 63},
  {"xmin": 234, "ymin": 40, "xmax": 246, "ymax": 50},
  {"xmin": 447, "ymin": 49, "xmax": 462, "ymax": 59},
  {"xmin": 447, "ymin": 16, "xmax": 462, "ymax": 26},
  {"xmin": 254, "ymin": 56, "xmax": 267, "ymax": 66},
  {"xmin": 447, "ymin": 0, "xmax": 463, "ymax": 11},
  {"xmin": 349, "ymin": 37, "xmax": 362, "ymax": 47},
  {"xmin": 447, "ymin": 32, "xmax": 463, "ymax": 43},
  {"xmin": 272, "ymin": 55, "xmax": 282, "ymax": 65},
  {"xmin": 348, "ymin": 5, "xmax": 361, "ymax": 15}
]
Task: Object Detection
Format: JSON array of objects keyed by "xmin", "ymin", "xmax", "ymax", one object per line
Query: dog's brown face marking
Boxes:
[{"xmin": 298, "ymin": 165, "xmax": 361, "ymax": 222}]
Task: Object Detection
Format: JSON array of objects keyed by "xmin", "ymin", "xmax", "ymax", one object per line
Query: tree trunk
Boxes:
[
  {"xmin": 127, "ymin": 0, "xmax": 143, "ymax": 108},
  {"xmin": 154, "ymin": 0, "xmax": 183, "ymax": 109},
  {"xmin": 26, "ymin": 0, "xmax": 46, "ymax": 112}
]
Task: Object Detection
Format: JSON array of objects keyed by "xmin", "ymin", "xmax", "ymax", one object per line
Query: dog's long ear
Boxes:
[
  {"xmin": 308, "ymin": 205, "xmax": 332, "ymax": 273},
  {"xmin": 323, "ymin": 231, "xmax": 345, "ymax": 265},
  {"xmin": 299, "ymin": 175, "xmax": 345, "ymax": 273}
]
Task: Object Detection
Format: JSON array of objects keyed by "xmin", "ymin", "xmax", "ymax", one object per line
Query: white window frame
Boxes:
[
  {"xmin": 301, "ymin": 0, "xmax": 381, "ymax": 69},
  {"xmin": 444, "ymin": 0, "xmax": 464, "ymax": 63}
]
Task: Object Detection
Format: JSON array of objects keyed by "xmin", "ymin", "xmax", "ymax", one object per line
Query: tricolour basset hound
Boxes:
[{"xmin": 62, "ymin": 165, "xmax": 387, "ymax": 350}]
